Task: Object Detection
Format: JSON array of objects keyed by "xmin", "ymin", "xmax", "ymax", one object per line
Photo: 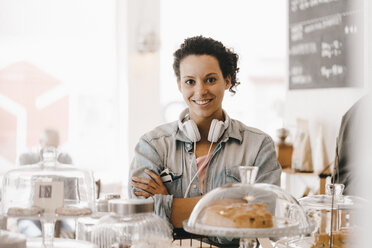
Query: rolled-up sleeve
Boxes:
[
  {"xmin": 128, "ymin": 137, "xmax": 174, "ymax": 222},
  {"xmin": 254, "ymin": 136, "xmax": 282, "ymax": 186}
]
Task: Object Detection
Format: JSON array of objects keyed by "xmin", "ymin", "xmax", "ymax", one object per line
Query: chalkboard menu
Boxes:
[{"xmin": 289, "ymin": 0, "xmax": 364, "ymax": 89}]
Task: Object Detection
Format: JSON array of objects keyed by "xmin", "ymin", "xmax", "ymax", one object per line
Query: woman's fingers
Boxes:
[
  {"xmin": 144, "ymin": 170, "xmax": 169, "ymax": 195},
  {"xmin": 131, "ymin": 180, "xmax": 155, "ymax": 193},
  {"xmin": 145, "ymin": 169, "xmax": 163, "ymax": 186},
  {"xmin": 134, "ymin": 191, "xmax": 152, "ymax": 198},
  {"xmin": 131, "ymin": 170, "xmax": 169, "ymax": 196},
  {"xmin": 132, "ymin": 176, "xmax": 157, "ymax": 188}
]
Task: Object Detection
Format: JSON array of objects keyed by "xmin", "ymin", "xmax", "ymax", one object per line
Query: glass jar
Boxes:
[
  {"xmin": 91, "ymin": 198, "xmax": 172, "ymax": 248},
  {"xmin": 274, "ymin": 183, "xmax": 367, "ymax": 248},
  {"xmin": 299, "ymin": 184, "xmax": 365, "ymax": 234},
  {"xmin": 1, "ymin": 147, "xmax": 96, "ymax": 248},
  {"xmin": 76, "ymin": 193, "xmax": 120, "ymax": 241}
]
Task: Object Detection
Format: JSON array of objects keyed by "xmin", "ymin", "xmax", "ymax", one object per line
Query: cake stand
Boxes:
[
  {"xmin": 27, "ymin": 237, "xmax": 98, "ymax": 248},
  {"xmin": 183, "ymin": 217, "xmax": 314, "ymax": 248}
]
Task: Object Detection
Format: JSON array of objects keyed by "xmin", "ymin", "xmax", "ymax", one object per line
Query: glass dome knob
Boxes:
[
  {"xmin": 239, "ymin": 166, "xmax": 258, "ymax": 184},
  {"xmin": 40, "ymin": 146, "xmax": 58, "ymax": 162},
  {"xmin": 326, "ymin": 183, "xmax": 345, "ymax": 200}
]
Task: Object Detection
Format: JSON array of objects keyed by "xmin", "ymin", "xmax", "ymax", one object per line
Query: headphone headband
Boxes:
[{"xmin": 178, "ymin": 108, "xmax": 229, "ymax": 143}]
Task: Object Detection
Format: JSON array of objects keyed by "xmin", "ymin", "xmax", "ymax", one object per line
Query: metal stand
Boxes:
[{"xmin": 239, "ymin": 238, "xmax": 257, "ymax": 248}]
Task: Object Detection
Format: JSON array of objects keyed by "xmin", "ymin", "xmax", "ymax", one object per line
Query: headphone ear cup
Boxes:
[
  {"xmin": 181, "ymin": 120, "xmax": 201, "ymax": 142},
  {"xmin": 208, "ymin": 119, "xmax": 225, "ymax": 143}
]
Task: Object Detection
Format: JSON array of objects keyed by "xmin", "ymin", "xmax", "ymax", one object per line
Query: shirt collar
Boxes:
[{"xmin": 220, "ymin": 117, "xmax": 242, "ymax": 144}]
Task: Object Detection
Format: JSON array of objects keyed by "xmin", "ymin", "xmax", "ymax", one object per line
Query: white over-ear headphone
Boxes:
[
  {"xmin": 178, "ymin": 108, "xmax": 230, "ymax": 198},
  {"xmin": 178, "ymin": 108, "xmax": 229, "ymax": 143}
]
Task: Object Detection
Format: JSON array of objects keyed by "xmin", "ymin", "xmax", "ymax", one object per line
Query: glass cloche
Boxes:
[
  {"xmin": 183, "ymin": 166, "xmax": 314, "ymax": 248},
  {"xmin": 275, "ymin": 183, "xmax": 367, "ymax": 248},
  {"xmin": 1, "ymin": 147, "xmax": 96, "ymax": 248},
  {"xmin": 90, "ymin": 198, "xmax": 173, "ymax": 248}
]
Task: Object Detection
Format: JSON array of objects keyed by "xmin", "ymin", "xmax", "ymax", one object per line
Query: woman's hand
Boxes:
[{"xmin": 131, "ymin": 169, "xmax": 169, "ymax": 198}]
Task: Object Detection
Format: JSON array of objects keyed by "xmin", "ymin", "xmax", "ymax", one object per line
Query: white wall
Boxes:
[
  {"xmin": 284, "ymin": 88, "xmax": 366, "ymax": 168},
  {"xmin": 126, "ymin": 0, "xmax": 162, "ymax": 179}
]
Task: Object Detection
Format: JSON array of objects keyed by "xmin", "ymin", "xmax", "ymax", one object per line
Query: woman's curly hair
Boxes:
[{"xmin": 173, "ymin": 35, "xmax": 240, "ymax": 94}]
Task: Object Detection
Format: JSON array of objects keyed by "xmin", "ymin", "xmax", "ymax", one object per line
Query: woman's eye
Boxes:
[
  {"xmin": 185, "ymin": 79, "xmax": 195, "ymax": 85},
  {"xmin": 206, "ymin": 77, "xmax": 216, "ymax": 83}
]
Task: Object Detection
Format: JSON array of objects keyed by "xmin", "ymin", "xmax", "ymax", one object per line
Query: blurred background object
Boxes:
[
  {"xmin": 18, "ymin": 128, "xmax": 72, "ymax": 165},
  {"xmin": 276, "ymin": 128, "xmax": 293, "ymax": 169}
]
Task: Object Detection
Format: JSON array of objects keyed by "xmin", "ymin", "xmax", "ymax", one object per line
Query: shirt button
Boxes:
[{"xmin": 192, "ymin": 184, "xmax": 197, "ymax": 189}]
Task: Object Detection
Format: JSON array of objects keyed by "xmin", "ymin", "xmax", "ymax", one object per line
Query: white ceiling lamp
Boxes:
[
  {"xmin": 137, "ymin": 31, "xmax": 160, "ymax": 53},
  {"xmin": 136, "ymin": 0, "xmax": 160, "ymax": 54}
]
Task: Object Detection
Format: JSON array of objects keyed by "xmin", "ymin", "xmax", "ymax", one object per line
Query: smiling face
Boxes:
[{"xmin": 177, "ymin": 55, "xmax": 231, "ymax": 123}]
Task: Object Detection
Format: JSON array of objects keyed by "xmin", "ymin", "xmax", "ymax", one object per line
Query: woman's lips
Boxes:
[{"xmin": 192, "ymin": 99, "xmax": 212, "ymax": 105}]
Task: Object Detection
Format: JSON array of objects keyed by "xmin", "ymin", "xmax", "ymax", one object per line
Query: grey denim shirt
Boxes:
[{"xmin": 128, "ymin": 115, "xmax": 282, "ymax": 223}]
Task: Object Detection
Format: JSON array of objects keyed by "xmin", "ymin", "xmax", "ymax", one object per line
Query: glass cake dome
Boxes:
[
  {"xmin": 1, "ymin": 147, "xmax": 96, "ymax": 248},
  {"xmin": 183, "ymin": 166, "xmax": 314, "ymax": 248},
  {"xmin": 274, "ymin": 183, "xmax": 367, "ymax": 248}
]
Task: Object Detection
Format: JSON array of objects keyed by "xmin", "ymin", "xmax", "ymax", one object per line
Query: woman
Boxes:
[{"xmin": 129, "ymin": 36, "xmax": 281, "ymax": 228}]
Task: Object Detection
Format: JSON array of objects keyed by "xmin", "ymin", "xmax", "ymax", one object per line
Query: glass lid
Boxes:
[
  {"xmin": 299, "ymin": 184, "xmax": 367, "ymax": 210},
  {"xmin": 184, "ymin": 166, "xmax": 314, "ymax": 239},
  {"xmin": 108, "ymin": 198, "xmax": 154, "ymax": 216}
]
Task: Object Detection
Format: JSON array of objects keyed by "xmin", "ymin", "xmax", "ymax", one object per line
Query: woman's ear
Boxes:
[
  {"xmin": 177, "ymin": 80, "xmax": 182, "ymax": 92},
  {"xmin": 225, "ymin": 75, "xmax": 232, "ymax": 90}
]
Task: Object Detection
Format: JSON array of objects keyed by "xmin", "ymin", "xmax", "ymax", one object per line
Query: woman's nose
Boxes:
[{"xmin": 195, "ymin": 82, "xmax": 207, "ymax": 96}]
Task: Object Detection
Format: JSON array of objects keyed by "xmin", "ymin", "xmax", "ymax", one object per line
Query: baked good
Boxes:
[
  {"xmin": 312, "ymin": 231, "xmax": 350, "ymax": 248},
  {"xmin": 312, "ymin": 233, "xmax": 329, "ymax": 248},
  {"xmin": 201, "ymin": 200, "xmax": 273, "ymax": 228},
  {"xmin": 56, "ymin": 207, "xmax": 92, "ymax": 216},
  {"xmin": 0, "ymin": 230, "xmax": 26, "ymax": 248},
  {"xmin": 7, "ymin": 206, "xmax": 43, "ymax": 216}
]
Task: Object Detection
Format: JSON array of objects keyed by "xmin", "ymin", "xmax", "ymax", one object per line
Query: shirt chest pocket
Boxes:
[
  {"xmin": 163, "ymin": 171, "xmax": 183, "ymax": 197},
  {"xmin": 225, "ymin": 165, "xmax": 242, "ymax": 184}
]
